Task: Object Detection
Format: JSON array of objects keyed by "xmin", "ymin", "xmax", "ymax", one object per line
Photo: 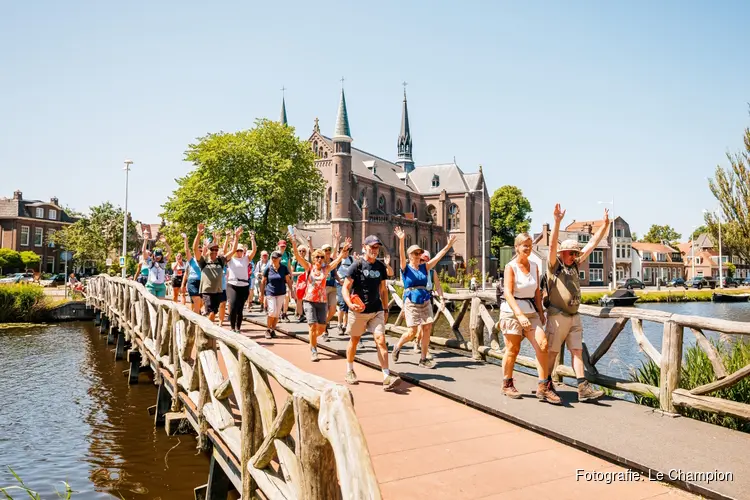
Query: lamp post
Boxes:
[
  {"xmin": 598, "ymin": 199, "xmax": 616, "ymax": 291},
  {"xmin": 122, "ymin": 159, "xmax": 133, "ymax": 278}
]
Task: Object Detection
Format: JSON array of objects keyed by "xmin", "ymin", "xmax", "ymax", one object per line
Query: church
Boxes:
[{"xmin": 292, "ymin": 86, "xmax": 494, "ymax": 278}]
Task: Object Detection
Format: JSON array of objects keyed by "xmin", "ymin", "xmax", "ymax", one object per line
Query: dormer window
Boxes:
[
  {"xmin": 35, "ymin": 208, "xmax": 44, "ymax": 218},
  {"xmin": 431, "ymin": 175, "xmax": 440, "ymax": 188},
  {"xmin": 49, "ymin": 209, "xmax": 57, "ymax": 220}
]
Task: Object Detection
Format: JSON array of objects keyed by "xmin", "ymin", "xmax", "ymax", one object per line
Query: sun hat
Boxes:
[
  {"xmin": 321, "ymin": 244, "xmax": 332, "ymax": 251},
  {"xmin": 364, "ymin": 235, "xmax": 382, "ymax": 246},
  {"xmin": 558, "ymin": 239, "xmax": 582, "ymax": 253},
  {"xmin": 407, "ymin": 244, "xmax": 423, "ymax": 255}
]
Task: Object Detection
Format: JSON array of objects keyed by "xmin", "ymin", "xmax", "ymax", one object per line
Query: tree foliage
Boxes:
[
  {"xmin": 641, "ymin": 224, "xmax": 682, "ymax": 246},
  {"xmin": 19, "ymin": 251, "xmax": 41, "ymax": 270},
  {"xmin": 490, "ymin": 185, "xmax": 532, "ymax": 253},
  {"xmin": 160, "ymin": 119, "xmax": 323, "ymax": 252},
  {"xmin": 0, "ymin": 249, "xmax": 23, "ymax": 273},
  {"xmin": 708, "ymin": 115, "xmax": 750, "ymax": 262},
  {"xmin": 691, "ymin": 225, "xmax": 708, "ymax": 241},
  {"xmin": 50, "ymin": 202, "xmax": 139, "ymax": 272}
]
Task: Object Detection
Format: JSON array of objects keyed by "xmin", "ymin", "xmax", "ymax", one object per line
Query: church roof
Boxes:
[
  {"xmin": 407, "ymin": 163, "xmax": 474, "ymax": 195},
  {"xmin": 463, "ymin": 173, "xmax": 482, "ymax": 191}
]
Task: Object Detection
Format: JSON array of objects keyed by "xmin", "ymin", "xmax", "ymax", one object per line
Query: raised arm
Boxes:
[
  {"xmin": 291, "ymin": 234, "xmax": 311, "ymax": 271},
  {"xmin": 331, "ymin": 231, "xmax": 341, "ymax": 260},
  {"xmin": 579, "ymin": 208, "xmax": 610, "ymax": 264},
  {"xmin": 182, "ymin": 232, "xmax": 192, "ymax": 261},
  {"xmin": 221, "ymin": 230, "xmax": 231, "ymax": 256},
  {"xmin": 548, "ymin": 203, "xmax": 565, "ymax": 272},
  {"xmin": 225, "ymin": 227, "xmax": 242, "ymax": 260},
  {"xmin": 427, "ymin": 234, "xmax": 458, "ymax": 270},
  {"xmin": 247, "ymin": 231, "xmax": 258, "ymax": 261},
  {"xmin": 141, "ymin": 227, "xmax": 149, "ymax": 255},
  {"xmin": 193, "ymin": 224, "xmax": 204, "ymax": 262},
  {"xmin": 394, "ymin": 226, "xmax": 407, "ymax": 271},
  {"xmin": 329, "ymin": 237, "xmax": 352, "ymax": 269},
  {"xmin": 384, "ymin": 253, "xmax": 394, "ymax": 278},
  {"xmin": 159, "ymin": 235, "xmax": 172, "ymax": 262}
]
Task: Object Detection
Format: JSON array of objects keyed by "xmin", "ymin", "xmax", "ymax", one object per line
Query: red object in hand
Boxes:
[{"xmin": 350, "ymin": 294, "xmax": 365, "ymax": 310}]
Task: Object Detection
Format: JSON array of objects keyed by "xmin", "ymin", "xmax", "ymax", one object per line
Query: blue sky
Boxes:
[{"xmin": 2, "ymin": 1, "xmax": 748, "ymax": 242}]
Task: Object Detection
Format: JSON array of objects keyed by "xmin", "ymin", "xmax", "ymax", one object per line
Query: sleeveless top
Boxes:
[
  {"xmin": 499, "ymin": 259, "xmax": 537, "ymax": 315},
  {"xmin": 402, "ymin": 263, "xmax": 431, "ymax": 305},
  {"xmin": 187, "ymin": 258, "xmax": 202, "ymax": 281},
  {"xmin": 140, "ymin": 257, "xmax": 151, "ymax": 276},
  {"xmin": 148, "ymin": 261, "xmax": 167, "ymax": 285},
  {"xmin": 172, "ymin": 261, "xmax": 186, "ymax": 278},
  {"xmin": 304, "ymin": 266, "xmax": 328, "ymax": 303}
]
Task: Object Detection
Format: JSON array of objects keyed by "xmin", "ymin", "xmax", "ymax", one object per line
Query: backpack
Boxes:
[{"xmin": 542, "ymin": 258, "xmax": 575, "ymax": 309}]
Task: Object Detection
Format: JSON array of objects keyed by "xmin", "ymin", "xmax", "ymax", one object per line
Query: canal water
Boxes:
[{"xmin": 0, "ymin": 322, "xmax": 208, "ymax": 499}]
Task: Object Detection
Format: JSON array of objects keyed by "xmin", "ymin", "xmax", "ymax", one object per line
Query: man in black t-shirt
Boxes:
[{"xmin": 342, "ymin": 235, "xmax": 401, "ymax": 391}]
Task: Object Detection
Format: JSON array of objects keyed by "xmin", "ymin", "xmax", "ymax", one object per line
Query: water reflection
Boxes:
[{"xmin": 0, "ymin": 323, "xmax": 208, "ymax": 499}]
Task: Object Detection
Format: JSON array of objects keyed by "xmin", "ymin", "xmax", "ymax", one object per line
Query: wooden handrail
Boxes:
[{"xmin": 89, "ymin": 275, "xmax": 381, "ymax": 500}]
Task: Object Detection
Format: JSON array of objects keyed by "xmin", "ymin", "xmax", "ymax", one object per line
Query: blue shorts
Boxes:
[
  {"xmin": 187, "ymin": 279, "xmax": 201, "ymax": 297},
  {"xmin": 146, "ymin": 282, "xmax": 167, "ymax": 298},
  {"xmin": 336, "ymin": 286, "xmax": 349, "ymax": 312}
]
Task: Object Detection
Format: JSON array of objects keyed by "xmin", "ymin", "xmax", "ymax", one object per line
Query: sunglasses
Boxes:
[
  {"xmin": 315, "ymin": 256, "xmax": 326, "ymax": 260},
  {"xmin": 369, "ymin": 245, "xmax": 380, "ymax": 250}
]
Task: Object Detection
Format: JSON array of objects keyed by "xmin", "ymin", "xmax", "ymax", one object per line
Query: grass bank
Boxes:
[
  {"xmin": 582, "ymin": 288, "xmax": 749, "ymax": 304},
  {"xmin": 0, "ymin": 284, "xmax": 79, "ymax": 323}
]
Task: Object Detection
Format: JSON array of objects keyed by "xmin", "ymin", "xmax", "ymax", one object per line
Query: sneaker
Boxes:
[
  {"xmin": 413, "ymin": 342, "xmax": 420, "ymax": 354},
  {"xmin": 281, "ymin": 313, "xmax": 289, "ymax": 322},
  {"xmin": 264, "ymin": 329, "xmax": 273, "ymax": 339},
  {"xmin": 345, "ymin": 370, "xmax": 358, "ymax": 385},
  {"xmin": 418, "ymin": 357, "xmax": 436, "ymax": 369},
  {"xmin": 311, "ymin": 350, "xmax": 319, "ymax": 362},
  {"xmin": 392, "ymin": 347, "xmax": 401, "ymax": 363},
  {"xmin": 578, "ymin": 381, "xmax": 604, "ymax": 402},
  {"xmin": 320, "ymin": 331, "xmax": 329, "ymax": 343},
  {"xmin": 383, "ymin": 374, "xmax": 401, "ymax": 392},
  {"xmin": 297, "ymin": 315, "xmax": 306, "ymax": 323},
  {"xmin": 538, "ymin": 381, "xmax": 562, "ymax": 405},
  {"xmin": 503, "ymin": 379, "xmax": 522, "ymax": 399}
]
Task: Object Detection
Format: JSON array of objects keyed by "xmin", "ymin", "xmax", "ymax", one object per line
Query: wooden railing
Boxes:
[
  {"xmin": 385, "ymin": 283, "xmax": 750, "ymax": 420},
  {"xmin": 87, "ymin": 275, "xmax": 381, "ymax": 500}
]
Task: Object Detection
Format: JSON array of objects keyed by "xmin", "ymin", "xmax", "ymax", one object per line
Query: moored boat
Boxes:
[
  {"xmin": 712, "ymin": 293, "xmax": 750, "ymax": 303},
  {"xmin": 599, "ymin": 289, "xmax": 639, "ymax": 307}
]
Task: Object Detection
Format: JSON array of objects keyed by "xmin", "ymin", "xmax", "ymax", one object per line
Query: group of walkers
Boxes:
[{"xmin": 133, "ymin": 203, "xmax": 609, "ymax": 399}]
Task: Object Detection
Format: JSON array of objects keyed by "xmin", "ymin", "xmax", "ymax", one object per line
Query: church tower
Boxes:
[
  {"xmin": 331, "ymin": 86, "xmax": 353, "ymax": 238},
  {"xmin": 280, "ymin": 95, "xmax": 288, "ymax": 126},
  {"xmin": 396, "ymin": 85, "xmax": 414, "ymax": 173}
]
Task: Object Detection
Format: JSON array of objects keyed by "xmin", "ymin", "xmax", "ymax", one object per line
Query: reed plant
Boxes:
[
  {"xmin": 0, "ymin": 467, "xmax": 73, "ymax": 499},
  {"xmin": 0, "ymin": 284, "xmax": 47, "ymax": 323},
  {"xmin": 630, "ymin": 340, "xmax": 750, "ymax": 432}
]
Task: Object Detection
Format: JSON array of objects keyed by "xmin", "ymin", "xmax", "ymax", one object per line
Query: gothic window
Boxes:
[
  {"xmin": 432, "ymin": 175, "xmax": 440, "ymax": 188},
  {"xmin": 335, "ymin": 163, "xmax": 338, "ymax": 175},
  {"xmin": 358, "ymin": 189, "xmax": 365, "ymax": 208},
  {"xmin": 447, "ymin": 204, "xmax": 460, "ymax": 230},
  {"xmin": 434, "ymin": 240, "xmax": 439, "ymax": 255},
  {"xmin": 411, "ymin": 203, "xmax": 418, "ymax": 217},
  {"xmin": 396, "ymin": 199, "xmax": 403, "ymax": 214},
  {"xmin": 421, "ymin": 237, "xmax": 428, "ymax": 251},
  {"xmin": 378, "ymin": 195, "xmax": 386, "ymax": 213},
  {"xmin": 324, "ymin": 152, "xmax": 328, "ymax": 158},
  {"xmin": 313, "ymin": 141, "xmax": 319, "ymax": 157},
  {"xmin": 406, "ymin": 235, "xmax": 413, "ymax": 249},
  {"xmin": 427, "ymin": 205, "xmax": 437, "ymax": 223},
  {"xmin": 326, "ymin": 187, "xmax": 332, "ymax": 220},
  {"xmin": 335, "ymin": 192, "xmax": 338, "ymax": 203}
]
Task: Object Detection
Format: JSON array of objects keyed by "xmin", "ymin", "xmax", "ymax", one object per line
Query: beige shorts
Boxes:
[
  {"xmin": 347, "ymin": 310, "xmax": 385, "ymax": 338},
  {"xmin": 547, "ymin": 313, "xmax": 583, "ymax": 352},
  {"xmin": 266, "ymin": 295, "xmax": 285, "ymax": 318},
  {"xmin": 498, "ymin": 312, "xmax": 543, "ymax": 336},
  {"xmin": 326, "ymin": 286, "xmax": 337, "ymax": 309},
  {"xmin": 405, "ymin": 300, "xmax": 434, "ymax": 327}
]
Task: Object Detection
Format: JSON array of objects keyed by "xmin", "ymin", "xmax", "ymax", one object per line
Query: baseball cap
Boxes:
[
  {"xmin": 154, "ymin": 249, "xmax": 164, "ymax": 258},
  {"xmin": 278, "ymin": 240, "xmax": 287, "ymax": 247},
  {"xmin": 209, "ymin": 242, "xmax": 219, "ymax": 249},
  {"xmin": 406, "ymin": 244, "xmax": 423, "ymax": 255},
  {"xmin": 271, "ymin": 251, "xmax": 282, "ymax": 259},
  {"xmin": 364, "ymin": 235, "xmax": 382, "ymax": 246}
]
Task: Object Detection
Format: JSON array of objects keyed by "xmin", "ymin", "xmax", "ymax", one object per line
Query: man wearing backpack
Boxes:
[{"xmin": 545, "ymin": 203, "xmax": 610, "ymax": 402}]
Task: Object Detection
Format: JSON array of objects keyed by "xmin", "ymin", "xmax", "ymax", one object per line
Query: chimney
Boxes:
[
  {"xmin": 583, "ymin": 223, "xmax": 593, "ymax": 234},
  {"xmin": 50, "ymin": 196, "xmax": 59, "ymax": 206},
  {"xmin": 13, "ymin": 190, "xmax": 22, "ymax": 200},
  {"xmin": 542, "ymin": 223, "xmax": 550, "ymax": 245}
]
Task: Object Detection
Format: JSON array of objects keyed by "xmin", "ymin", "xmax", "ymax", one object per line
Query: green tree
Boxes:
[
  {"xmin": 490, "ymin": 185, "xmax": 532, "ymax": 255},
  {"xmin": 642, "ymin": 224, "xmax": 682, "ymax": 246},
  {"xmin": 161, "ymin": 119, "xmax": 323, "ymax": 252},
  {"xmin": 690, "ymin": 225, "xmax": 708, "ymax": 241},
  {"xmin": 0, "ymin": 249, "xmax": 23, "ymax": 273},
  {"xmin": 708, "ymin": 112, "xmax": 750, "ymax": 262},
  {"xmin": 19, "ymin": 251, "xmax": 41, "ymax": 271}
]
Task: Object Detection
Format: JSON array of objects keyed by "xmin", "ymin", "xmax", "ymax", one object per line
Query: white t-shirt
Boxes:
[
  {"xmin": 148, "ymin": 262, "xmax": 167, "ymax": 285},
  {"xmin": 499, "ymin": 259, "xmax": 538, "ymax": 315},
  {"xmin": 227, "ymin": 255, "xmax": 250, "ymax": 287}
]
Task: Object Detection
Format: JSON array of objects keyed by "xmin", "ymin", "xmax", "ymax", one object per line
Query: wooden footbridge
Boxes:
[{"xmin": 86, "ymin": 275, "xmax": 750, "ymax": 499}]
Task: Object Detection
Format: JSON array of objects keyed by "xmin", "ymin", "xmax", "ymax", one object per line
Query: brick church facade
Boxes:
[{"xmin": 295, "ymin": 88, "xmax": 494, "ymax": 277}]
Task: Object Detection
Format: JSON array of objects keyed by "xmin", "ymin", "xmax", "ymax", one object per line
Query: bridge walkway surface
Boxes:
[{"xmin": 236, "ymin": 313, "xmax": 703, "ymax": 500}]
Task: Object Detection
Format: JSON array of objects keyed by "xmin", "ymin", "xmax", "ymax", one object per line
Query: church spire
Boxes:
[
  {"xmin": 396, "ymin": 82, "xmax": 414, "ymax": 173},
  {"xmin": 280, "ymin": 86, "xmax": 288, "ymax": 126},
  {"xmin": 334, "ymin": 80, "xmax": 352, "ymax": 140}
]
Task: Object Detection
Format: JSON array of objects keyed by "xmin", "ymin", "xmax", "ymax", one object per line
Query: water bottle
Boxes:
[{"xmin": 287, "ymin": 225, "xmax": 295, "ymax": 237}]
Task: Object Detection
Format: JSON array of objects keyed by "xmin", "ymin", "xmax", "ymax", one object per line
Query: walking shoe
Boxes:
[
  {"xmin": 578, "ymin": 381, "xmax": 604, "ymax": 402},
  {"xmin": 345, "ymin": 370, "xmax": 358, "ymax": 385},
  {"xmin": 383, "ymin": 374, "xmax": 401, "ymax": 392},
  {"xmin": 537, "ymin": 380, "xmax": 562, "ymax": 405},
  {"xmin": 311, "ymin": 350, "xmax": 319, "ymax": 362},
  {"xmin": 264, "ymin": 329, "xmax": 273, "ymax": 339},
  {"xmin": 418, "ymin": 357, "xmax": 436, "ymax": 369},
  {"xmin": 392, "ymin": 347, "xmax": 401, "ymax": 363},
  {"xmin": 297, "ymin": 315, "xmax": 306, "ymax": 323},
  {"xmin": 281, "ymin": 313, "xmax": 289, "ymax": 322},
  {"xmin": 503, "ymin": 379, "xmax": 522, "ymax": 399},
  {"xmin": 413, "ymin": 342, "xmax": 420, "ymax": 354}
]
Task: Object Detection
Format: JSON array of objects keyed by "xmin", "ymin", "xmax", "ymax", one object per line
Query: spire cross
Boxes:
[
  {"xmin": 340, "ymin": 76, "xmax": 345, "ymax": 88},
  {"xmin": 281, "ymin": 86, "xmax": 286, "ymax": 96},
  {"xmin": 402, "ymin": 81, "xmax": 408, "ymax": 97}
]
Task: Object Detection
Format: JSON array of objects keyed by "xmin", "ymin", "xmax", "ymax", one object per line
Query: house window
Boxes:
[
  {"xmin": 615, "ymin": 229, "xmax": 623, "ymax": 237},
  {"xmin": 35, "ymin": 208, "xmax": 44, "ymax": 218},
  {"xmin": 427, "ymin": 205, "xmax": 437, "ymax": 223},
  {"xmin": 590, "ymin": 269, "xmax": 603, "ymax": 282},
  {"xmin": 579, "ymin": 270, "xmax": 585, "ymax": 280},
  {"xmin": 34, "ymin": 227, "xmax": 43, "ymax": 246},
  {"xmin": 405, "ymin": 235, "xmax": 412, "ymax": 250},
  {"xmin": 431, "ymin": 175, "xmax": 439, "ymax": 188},
  {"xmin": 626, "ymin": 246, "xmax": 631, "ymax": 258},
  {"xmin": 421, "ymin": 237, "xmax": 428, "ymax": 251},
  {"xmin": 378, "ymin": 195, "xmax": 386, "ymax": 212},
  {"xmin": 447, "ymin": 204, "xmax": 460, "ymax": 230},
  {"xmin": 434, "ymin": 241, "xmax": 439, "ymax": 255},
  {"xmin": 20, "ymin": 226, "xmax": 30, "ymax": 246},
  {"xmin": 643, "ymin": 252, "xmax": 652, "ymax": 262},
  {"xmin": 578, "ymin": 234, "xmax": 591, "ymax": 244},
  {"xmin": 411, "ymin": 203, "xmax": 417, "ymax": 217},
  {"xmin": 47, "ymin": 229, "xmax": 56, "ymax": 247},
  {"xmin": 46, "ymin": 256, "xmax": 55, "ymax": 274},
  {"xmin": 589, "ymin": 250, "xmax": 603, "ymax": 264},
  {"xmin": 396, "ymin": 199, "xmax": 403, "ymax": 214},
  {"xmin": 656, "ymin": 253, "xmax": 667, "ymax": 262},
  {"xmin": 49, "ymin": 209, "xmax": 57, "ymax": 220}
]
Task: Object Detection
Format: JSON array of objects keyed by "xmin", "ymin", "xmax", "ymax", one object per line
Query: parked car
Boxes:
[
  {"xmin": 617, "ymin": 278, "xmax": 646, "ymax": 290},
  {"xmin": 719, "ymin": 277, "xmax": 739, "ymax": 288},
  {"xmin": 743, "ymin": 277, "xmax": 750, "ymax": 287},
  {"xmin": 666, "ymin": 277, "xmax": 688, "ymax": 288},
  {"xmin": 0, "ymin": 272, "xmax": 34, "ymax": 284},
  {"xmin": 40, "ymin": 273, "xmax": 67, "ymax": 287},
  {"xmin": 686, "ymin": 277, "xmax": 717, "ymax": 289}
]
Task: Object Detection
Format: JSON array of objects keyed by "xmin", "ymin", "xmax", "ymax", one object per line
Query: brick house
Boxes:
[
  {"xmin": 631, "ymin": 242, "xmax": 683, "ymax": 284},
  {"xmin": 533, "ymin": 222, "xmax": 609, "ymax": 286},
  {"xmin": 565, "ymin": 216, "xmax": 633, "ymax": 285},
  {"xmin": 0, "ymin": 190, "xmax": 77, "ymax": 273},
  {"xmin": 678, "ymin": 235, "xmax": 735, "ymax": 280}
]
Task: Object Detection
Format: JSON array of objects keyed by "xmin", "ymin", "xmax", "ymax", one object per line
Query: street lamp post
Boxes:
[
  {"xmin": 598, "ymin": 199, "xmax": 616, "ymax": 291},
  {"xmin": 122, "ymin": 159, "xmax": 133, "ymax": 278}
]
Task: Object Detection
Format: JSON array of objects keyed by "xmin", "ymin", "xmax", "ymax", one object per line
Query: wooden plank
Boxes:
[
  {"xmin": 593, "ymin": 374, "xmax": 659, "ymax": 399},
  {"xmin": 690, "ymin": 362, "xmax": 750, "ymax": 396},
  {"xmin": 478, "ymin": 303, "xmax": 495, "ymax": 337},
  {"xmin": 671, "ymin": 313, "xmax": 750, "ymax": 336},
  {"xmin": 452, "ymin": 300, "xmax": 470, "ymax": 330},
  {"xmin": 147, "ymin": 302, "xmax": 158, "ymax": 339},
  {"xmin": 673, "ymin": 388, "xmax": 750, "ymax": 420},
  {"xmin": 252, "ymin": 397, "xmax": 295, "ymax": 469},
  {"xmin": 247, "ymin": 466, "xmax": 292, "ymax": 500},
  {"xmin": 294, "ymin": 393, "xmax": 341, "ymax": 500},
  {"xmin": 214, "ymin": 378, "xmax": 233, "ymax": 401},
  {"xmin": 632, "ymin": 318, "xmax": 662, "ymax": 366},
  {"xmin": 578, "ymin": 304, "xmax": 671, "ymax": 323},
  {"xmin": 239, "ymin": 354, "xmax": 261, "ymax": 499},
  {"xmin": 198, "ymin": 350, "xmax": 236, "ymax": 430},
  {"xmin": 275, "ymin": 439, "xmax": 303, "ymax": 499},
  {"xmin": 251, "ymin": 364, "xmax": 278, "ymax": 434},
  {"xmin": 581, "ymin": 343, "xmax": 598, "ymax": 376},
  {"xmin": 219, "ymin": 341, "xmax": 243, "ymax": 408},
  {"xmin": 659, "ymin": 321, "xmax": 684, "ymax": 414},
  {"xmin": 591, "ymin": 317, "xmax": 629, "ymax": 366},
  {"xmin": 689, "ymin": 327, "xmax": 728, "ymax": 380}
]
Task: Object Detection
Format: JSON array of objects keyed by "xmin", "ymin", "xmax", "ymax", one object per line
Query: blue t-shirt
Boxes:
[
  {"xmin": 402, "ymin": 263, "xmax": 431, "ymax": 304},
  {"xmin": 187, "ymin": 258, "xmax": 202, "ymax": 281},
  {"xmin": 326, "ymin": 258, "xmax": 339, "ymax": 287},
  {"xmin": 336, "ymin": 256, "xmax": 354, "ymax": 289},
  {"xmin": 263, "ymin": 264, "xmax": 290, "ymax": 297}
]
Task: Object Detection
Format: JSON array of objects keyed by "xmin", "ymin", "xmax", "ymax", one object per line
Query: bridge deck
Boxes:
[{"xmin": 237, "ymin": 315, "xmax": 697, "ymax": 500}]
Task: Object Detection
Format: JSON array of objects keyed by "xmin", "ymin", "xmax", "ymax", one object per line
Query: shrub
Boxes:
[{"xmin": 0, "ymin": 284, "xmax": 47, "ymax": 323}]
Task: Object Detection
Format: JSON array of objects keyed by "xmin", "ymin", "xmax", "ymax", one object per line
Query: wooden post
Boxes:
[
  {"xmin": 100, "ymin": 314, "xmax": 109, "ymax": 335},
  {"xmin": 154, "ymin": 382, "xmax": 172, "ymax": 427},
  {"xmin": 128, "ymin": 349, "xmax": 141, "ymax": 385},
  {"xmin": 94, "ymin": 310, "xmax": 101, "ymax": 326},
  {"xmin": 107, "ymin": 325, "xmax": 116, "ymax": 345},
  {"xmin": 114, "ymin": 330, "xmax": 125, "ymax": 360},
  {"xmin": 659, "ymin": 320, "xmax": 684, "ymax": 414},
  {"xmin": 196, "ymin": 328, "xmax": 211, "ymax": 452},
  {"xmin": 204, "ymin": 453, "xmax": 231, "ymax": 500},
  {"xmin": 239, "ymin": 353, "xmax": 260, "ymax": 499},
  {"xmin": 294, "ymin": 394, "xmax": 341, "ymax": 500},
  {"xmin": 469, "ymin": 297, "xmax": 484, "ymax": 361}
]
